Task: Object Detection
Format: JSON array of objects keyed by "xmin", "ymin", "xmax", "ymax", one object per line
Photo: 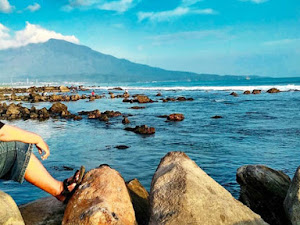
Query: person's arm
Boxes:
[{"xmin": 0, "ymin": 124, "xmax": 50, "ymax": 160}]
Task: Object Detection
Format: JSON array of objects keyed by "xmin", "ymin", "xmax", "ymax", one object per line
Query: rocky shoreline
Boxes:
[{"xmin": 2, "ymin": 151, "xmax": 300, "ymax": 224}]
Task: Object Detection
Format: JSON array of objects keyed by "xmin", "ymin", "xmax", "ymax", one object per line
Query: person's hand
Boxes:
[{"xmin": 36, "ymin": 138, "xmax": 50, "ymax": 160}]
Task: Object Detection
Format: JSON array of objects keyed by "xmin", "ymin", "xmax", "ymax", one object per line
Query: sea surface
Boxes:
[{"xmin": 1, "ymin": 77, "xmax": 300, "ymax": 205}]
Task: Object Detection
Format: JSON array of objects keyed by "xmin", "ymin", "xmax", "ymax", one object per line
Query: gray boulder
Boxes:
[
  {"xmin": 19, "ymin": 196, "xmax": 65, "ymax": 225},
  {"xmin": 149, "ymin": 152, "xmax": 267, "ymax": 225},
  {"xmin": 0, "ymin": 190, "xmax": 25, "ymax": 225},
  {"xmin": 284, "ymin": 166, "xmax": 300, "ymax": 225},
  {"xmin": 237, "ymin": 165, "xmax": 291, "ymax": 225}
]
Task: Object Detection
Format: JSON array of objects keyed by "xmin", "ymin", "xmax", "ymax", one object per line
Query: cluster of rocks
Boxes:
[
  {"xmin": 0, "ymin": 85, "xmax": 73, "ymax": 94},
  {"xmin": 3, "ymin": 151, "xmax": 283, "ymax": 225},
  {"xmin": 78, "ymin": 109, "xmax": 122, "ymax": 122},
  {"xmin": 236, "ymin": 164, "xmax": 300, "ymax": 225},
  {"xmin": 161, "ymin": 96, "xmax": 194, "ymax": 102},
  {"xmin": 123, "ymin": 95, "xmax": 154, "ymax": 104},
  {"xmin": 0, "ymin": 102, "xmax": 82, "ymax": 121},
  {"xmin": 231, "ymin": 88, "xmax": 281, "ymax": 97}
]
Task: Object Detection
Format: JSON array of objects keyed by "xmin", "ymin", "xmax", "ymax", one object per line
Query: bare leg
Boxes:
[{"xmin": 24, "ymin": 153, "xmax": 77, "ymax": 201}]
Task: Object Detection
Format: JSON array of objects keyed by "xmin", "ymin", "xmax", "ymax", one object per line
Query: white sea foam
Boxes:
[{"xmin": 82, "ymin": 84, "xmax": 300, "ymax": 92}]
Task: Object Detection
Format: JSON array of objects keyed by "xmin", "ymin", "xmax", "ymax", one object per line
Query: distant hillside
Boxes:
[{"xmin": 0, "ymin": 39, "xmax": 254, "ymax": 83}]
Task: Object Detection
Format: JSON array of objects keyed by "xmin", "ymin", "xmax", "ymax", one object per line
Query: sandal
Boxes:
[{"xmin": 61, "ymin": 165, "xmax": 85, "ymax": 204}]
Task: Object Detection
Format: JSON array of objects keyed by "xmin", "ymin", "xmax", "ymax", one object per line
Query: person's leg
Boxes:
[{"xmin": 24, "ymin": 153, "xmax": 78, "ymax": 201}]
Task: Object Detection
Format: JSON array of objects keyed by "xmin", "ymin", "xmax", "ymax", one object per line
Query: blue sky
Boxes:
[{"xmin": 1, "ymin": 0, "xmax": 300, "ymax": 77}]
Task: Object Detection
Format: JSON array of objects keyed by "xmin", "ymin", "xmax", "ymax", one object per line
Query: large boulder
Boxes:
[
  {"xmin": 136, "ymin": 95, "xmax": 151, "ymax": 103},
  {"xmin": 267, "ymin": 88, "xmax": 280, "ymax": 93},
  {"xmin": 284, "ymin": 166, "xmax": 300, "ymax": 224},
  {"xmin": 125, "ymin": 125, "xmax": 155, "ymax": 135},
  {"xmin": 59, "ymin": 86, "xmax": 70, "ymax": 92},
  {"xmin": 237, "ymin": 165, "xmax": 291, "ymax": 225},
  {"xmin": 19, "ymin": 196, "xmax": 65, "ymax": 225},
  {"xmin": 62, "ymin": 165, "xmax": 136, "ymax": 225},
  {"xmin": 49, "ymin": 102, "xmax": 69, "ymax": 115},
  {"xmin": 126, "ymin": 179, "xmax": 150, "ymax": 225},
  {"xmin": 0, "ymin": 190, "xmax": 25, "ymax": 225},
  {"xmin": 149, "ymin": 152, "xmax": 267, "ymax": 225},
  {"xmin": 6, "ymin": 103, "xmax": 20, "ymax": 116},
  {"xmin": 167, "ymin": 113, "xmax": 184, "ymax": 121}
]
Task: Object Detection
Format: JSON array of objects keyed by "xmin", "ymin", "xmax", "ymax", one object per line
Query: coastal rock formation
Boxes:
[
  {"xmin": 59, "ymin": 85, "xmax": 70, "ymax": 92},
  {"xmin": 252, "ymin": 90, "xmax": 262, "ymax": 94},
  {"xmin": 126, "ymin": 179, "xmax": 150, "ymax": 225},
  {"xmin": 125, "ymin": 125, "xmax": 155, "ymax": 135},
  {"xmin": 230, "ymin": 92, "xmax": 238, "ymax": 97},
  {"xmin": 136, "ymin": 95, "xmax": 152, "ymax": 103},
  {"xmin": 244, "ymin": 90, "xmax": 251, "ymax": 94},
  {"xmin": 237, "ymin": 165, "xmax": 291, "ymax": 225},
  {"xmin": 62, "ymin": 165, "xmax": 136, "ymax": 225},
  {"xmin": 167, "ymin": 113, "xmax": 184, "ymax": 121},
  {"xmin": 149, "ymin": 152, "xmax": 267, "ymax": 225},
  {"xmin": 19, "ymin": 196, "xmax": 65, "ymax": 225},
  {"xmin": 284, "ymin": 166, "xmax": 300, "ymax": 225},
  {"xmin": 0, "ymin": 190, "xmax": 25, "ymax": 225},
  {"xmin": 267, "ymin": 88, "xmax": 280, "ymax": 93}
]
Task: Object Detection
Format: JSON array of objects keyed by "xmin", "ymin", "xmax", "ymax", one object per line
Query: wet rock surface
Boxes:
[
  {"xmin": 167, "ymin": 113, "xmax": 184, "ymax": 121},
  {"xmin": 267, "ymin": 88, "xmax": 280, "ymax": 93},
  {"xmin": 237, "ymin": 165, "xmax": 291, "ymax": 225}
]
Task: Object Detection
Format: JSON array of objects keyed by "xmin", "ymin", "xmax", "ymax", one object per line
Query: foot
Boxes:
[{"xmin": 55, "ymin": 166, "xmax": 85, "ymax": 203}]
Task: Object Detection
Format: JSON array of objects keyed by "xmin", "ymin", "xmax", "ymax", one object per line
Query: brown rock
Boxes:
[
  {"xmin": 252, "ymin": 90, "xmax": 262, "ymax": 94},
  {"xmin": 156, "ymin": 92, "xmax": 162, "ymax": 96},
  {"xmin": 122, "ymin": 117, "xmax": 130, "ymax": 124},
  {"xmin": 59, "ymin": 85, "xmax": 70, "ymax": 92},
  {"xmin": 126, "ymin": 179, "xmax": 150, "ymax": 225},
  {"xmin": 19, "ymin": 196, "xmax": 65, "ymax": 225},
  {"xmin": 6, "ymin": 103, "xmax": 20, "ymax": 116},
  {"xmin": 49, "ymin": 102, "xmax": 68, "ymax": 114},
  {"xmin": 244, "ymin": 90, "xmax": 251, "ymax": 94},
  {"xmin": 125, "ymin": 125, "xmax": 155, "ymax": 135},
  {"xmin": 176, "ymin": 96, "xmax": 186, "ymax": 101},
  {"xmin": 136, "ymin": 95, "xmax": 151, "ymax": 103},
  {"xmin": 167, "ymin": 113, "xmax": 184, "ymax": 121},
  {"xmin": 237, "ymin": 165, "xmax": 291, "ymax": 225},
  {"xmin": 230, "ymin": 92, "xmax": 238, "ymax": 97},
  {"xmin": 130, "ymin": 106, "xmax": 145, "ymax": 110},
  {"xmin": 62, "ymin": 166, "xmax": 136, "ymax": 225},
  {"xmin": 149, "ymin": 152, "xmax": 267, "ymax": 225},
  {"xmin": 267, "ymin": 88, "xmax": 280, "ymax": 93}
]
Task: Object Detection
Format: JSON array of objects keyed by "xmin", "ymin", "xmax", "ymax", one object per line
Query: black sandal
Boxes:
[{"xmin": 61, "ymin": 165, "xmax": 85, "ymax": 204}]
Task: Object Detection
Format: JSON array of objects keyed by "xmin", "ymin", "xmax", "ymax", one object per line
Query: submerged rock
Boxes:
[
  {"xmin": 125, "ymin": 125, "xmax": 155, "ymax": 135},
  {"xmin": 252, "ymin": 90, "xmax": 262, "ymax": 94},
  {"xmin": 122, "ymin": 117, "xmax": 130, "ymax": 124},
  {"xmin": 0, "ymin": 190, "xmax": 25, "ymax": 225},
  {"xmin": 19, "ymin": 196, "xmax": 65, "ymax": 225},
  {"xmin": 62, "ymin": 165, "xmax": 136, "ymax": 225},
  {"xmin": 130, "ymin": 106, "xmax": 145, "ymax": 109},
  {"xmin": 284, "ymin": 166, "xmax": 300, "ymax": 225},
  {"xmin": 211, "ymin": 115, "xmax": 223, "ymax": 119},
  {"xmin": 230, "ymin": 92, "xmax": 238, "ymax": 97},
  {"xmin": 126, "ymin": 179, "xmax": 150, "ymax": 225},
  {"xmin": 244, "ymin": 90, "xmax": 251, "ymax": 94},
  {"xmin": 149, "ymin": 152, "xmax": 267, "ymax": 225},
  {"xmin": 115, "ymin": 145, "xmax": 130, "ymax": 149},
  {"xmin": 167, "ymin": 113, "xmax": 184, "ymax": 121},
  {"xmin": 237, "ymin": 165, "xmax": 291, "ymax": 225}
]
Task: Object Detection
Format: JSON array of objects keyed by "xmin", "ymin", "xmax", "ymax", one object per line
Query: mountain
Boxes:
[{"xmin": 0, "ymin": 39, "xmax": 254, "ymax": 83}]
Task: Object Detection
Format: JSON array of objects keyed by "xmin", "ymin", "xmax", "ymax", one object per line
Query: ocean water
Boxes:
[{"xmin": 0, "ymin": 78, "xmax": 300, "ymax": 205}]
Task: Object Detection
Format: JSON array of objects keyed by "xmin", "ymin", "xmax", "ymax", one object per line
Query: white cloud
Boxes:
[
  {"xmin": 26, "ymin": 3, "xmax": 41, "ymax": 12},
  {"xmin": 138, "ymin": 7, "xmax": 216, "ymax": 22},
  {"xmin": 240, "ymin": 0, "xmax": 269, "ymax": 4},
  {"xmin": 0, "ymin": 22, "xmax": 79, "ymax": 50},
  {"xmin": 263, "ymin": 38, "xmax": 300, "ymax": 46},
  {"xmin": 64, "ymin": 0, "xmax": 136, "ymax": 13},
  {"xmin": 0, "ymin": 0, "xmax": 14, "ymax": 13},
  {"xmin": 137, "ymin": 0, "xmax": 216, "ymax": 22}
]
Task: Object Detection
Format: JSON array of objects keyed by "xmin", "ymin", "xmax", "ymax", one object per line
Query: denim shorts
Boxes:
[{"xmin": 0, "ymin": 141, "xmax": 33, "ymax": 183}]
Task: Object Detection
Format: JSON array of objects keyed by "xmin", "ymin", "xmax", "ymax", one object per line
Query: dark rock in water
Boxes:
[
  {"xmin": 103, "ymin": 110, "xmax": 122, "ymax": 118},
  {"xmin": 187, "ymin": 97, "xmax": 194, "ymax": 101},
  {"xmin": 99, "ymin": 114, "xmax": 109, "ymax": 122},
  {"xmin": 149, "ymin": 152, "xmax": 267, "ymax": 225},
  {"xmin": 252, "ymin": 90, "xmax": 262, "ymax": 94},
  {"xmin": 62, "ymin": 166, "xmax": 136, "ymax": 225},
  {"xmin": 112, "ymin": 87, "xmax": 123, "ymax": 90},
  {"xmin": 125, "ymin": 125, "xmax": 155, "ymax": 135},
  {"xmin": 156, "ymin": 92, "xmax": 162, "ymax": 96},
  {"xmin": 122, "ymin": 117, "xmax": 130, "ymax": 124},
  {"xmin": 0, "ymin": 190, "xmax": 25, "ymax": 225},
  {"xmin": 73, "ymin": 115, "xmax": 82, "ymax": 121},
  {"xmin": 115, "ymin": 145, "xmax": 130, "ymax": 149},
  {"xmin": 230, "ymin": 92, "xmax": 238, "ymax": 97},
  {"xmin": 130, "ymin": 106, "xmax": 145, "ymax": 109},
  {"xmin": 244, "ymin": 90, "xmax": 251, "ymax": 94},
  {"xmin": 157, "ymin": 115, "xmax": 168, "ymax": 118},
  {"xmin": 63, "ymin": 166, "xmax": 74, "ymax": 171},
  {"xmin": 167, "ymin": 113, "xmax": 184, "ymax": 121},
  {"xmin": 49, "ymin": 102, "xmax": 68, "ymax": 115},
  {"xmin": 211, "ymin": 115, "xmax": 223, "ymax": 119},
  {"xmin": 267, "ymin": 88, "xmax": 280, "ymax": 93},
  {"xmin": 237, "ymin": 165, "xmax": 291, "ymax": 225},
  {"xmin": 126, "ymin": 179, "xmax": 150, "ymax": 225},
  {"xmin": 19, "ymin": 196, "xmax": 65, "ymax": 225},
  {"xmin": 87, "ymin": 110, "xmax": 101, "ymax": 119},
  {"xmin": 284, "ymin": 166, "xmax": 300, "ymax": 225},
  {"xmin": 136, "ymin": 95, "xmax": 152, "ymax": 103},
  {"xmin": 177, "ymin": 96, "xmax": 186, "ymax": 101}
]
